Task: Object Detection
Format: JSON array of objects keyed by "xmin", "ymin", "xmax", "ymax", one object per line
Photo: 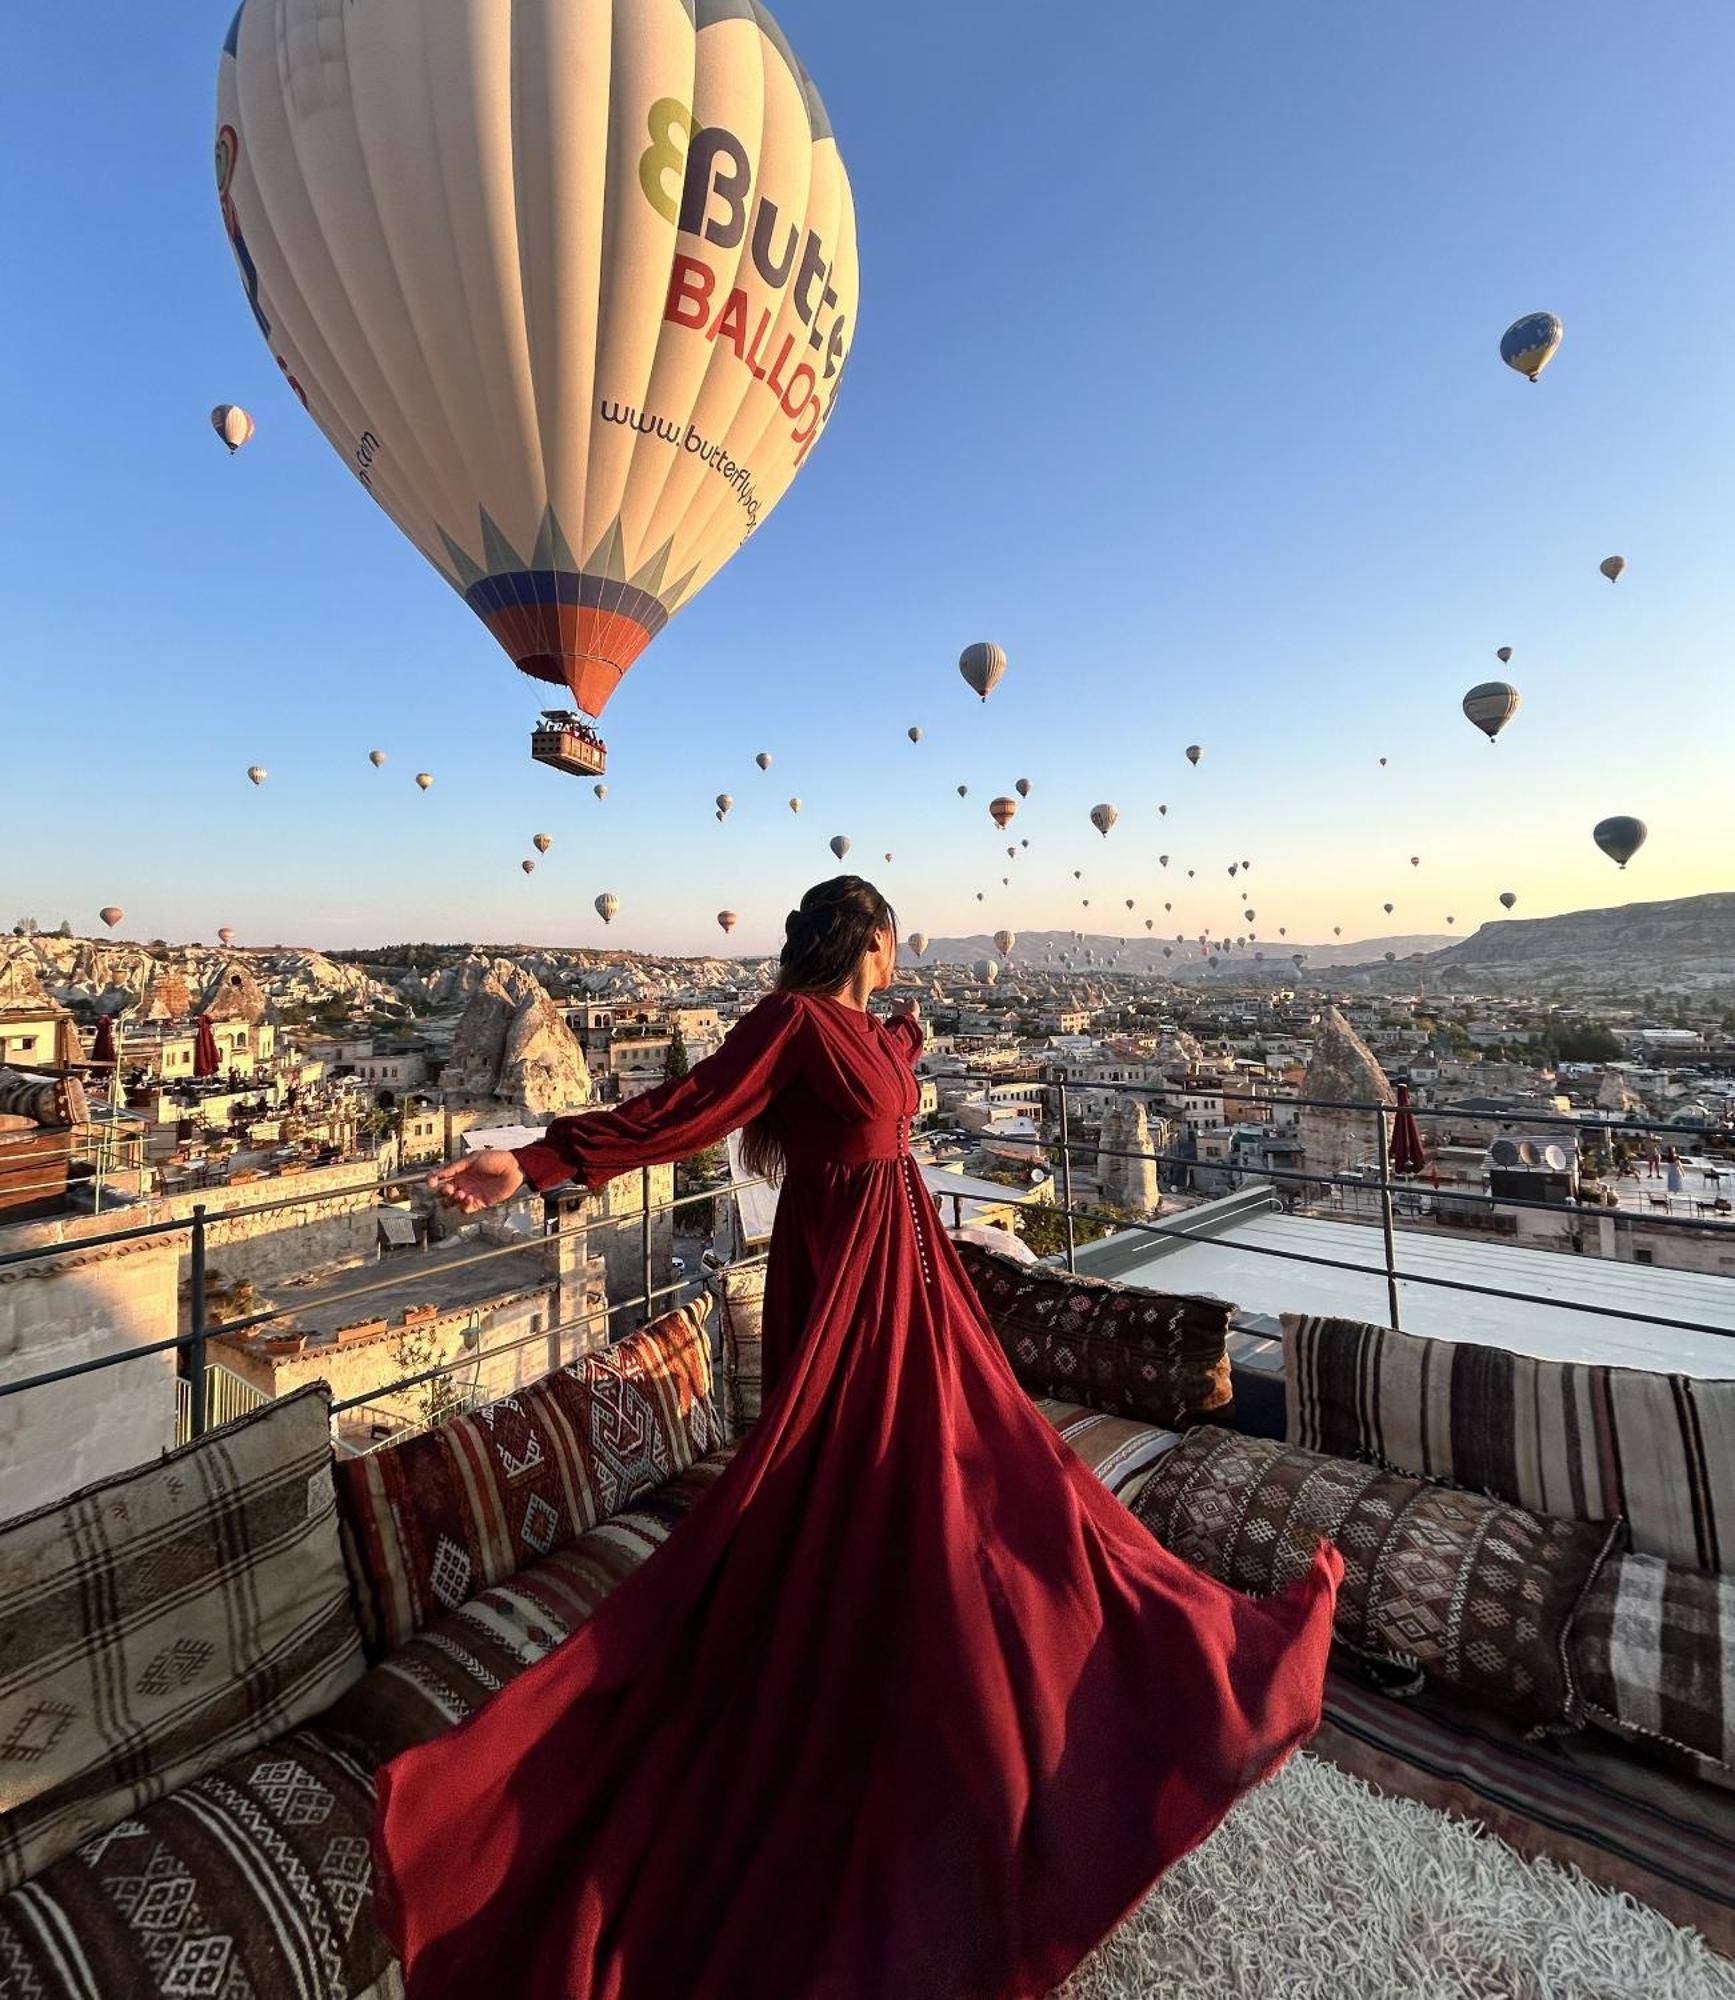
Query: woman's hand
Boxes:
[
  {"xmin": 892, "ymin": 995, "xmax": 921, "ymax": 1024},
  {"xmin": 427, "ymin": 1149, "xmax": 526, "ymax": 1215}
]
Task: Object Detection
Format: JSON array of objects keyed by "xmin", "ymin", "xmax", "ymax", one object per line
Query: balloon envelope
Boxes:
[
  {"xmin": 99, "ymin": 907, "xmax": 123, "ymax": 930},
  {"xmin": 368, "ymin": 748, "xmax": 387, "ymax": 768},
  {"xmin": 907, "ymin": 932, "xmax": 928, "ymax": 957},
  {"xmin": 959, "ymin": 643, "xmax": 1007, "ymax": 699},
  {"xmin": 716, "ymin": 794, "xmax": 733, "ymax": 814},
  {"xmin": 755, "ymin": 753, "xmax": 772, "ymax": 772},
  {"xmin": 717, "ymin": 911, "xmax": 738, "ymax": 933},
  {"xmin": 1185, "ymin": 745, "xmax": 1202, "ymax": 766},
  {"xmin": 533, "ymin": 833, "xmax": 552, "ymax": 853},
  {"xmin": 416, "ymin": 772, "xmax": 433, "ymax": 790},
  {"xmin": 218, "ymin": 928, "xmax": 235, "ymax": 946},
  {"xmin": 1499, "ymin": 312, "xmax": 1563, "ymax": 382},
  {"xmin": 971, "ymin": 957, "xmax": 999, "ymax": 985},
  {"xmin": 217, "ymin": 0, "xmax": 858, "ymax": 727},
  {"xmin": 1600, "ymin": 556, "xmax": 1627, "ymax": 582},
  {"xmin": 211, "ymin": 403, "xmax": 254, "ymax": 452},
  {"xmin": 1500, "ymin": 892, "xmax": 1517, "ymax": 910},
  {"xmin": 594, "ymin": 893, "xmax": 619, "ymax": 924},
  {"xmin": 1089, "ymin": 802, "xmax": 1118, "ymax": 837},
  {"xmin": 788, "ymin": 797, "xmax": 801, "ymax": 813},
  {"xmin": 1495, "ymin": 647, "xmax": 1513, "ymax": 664},
  {"xmin": 993, "ymin": 929, "xmax": 1015, "ymax": 957},
  {"xmin": 521, "ymin": 859, "xmax": 536, "ymax": 874},
  {"xmin": 1015, "ymin": 777, "xmax": 1031, "ymax": 799},
  {"xmin": 246, "ymin": 765, "xmax": 267, "ymax": 786},
  {"xmin": 1593, "ymin": 815, "xmax": 1647, "ymax": 868},
  {"xmin": 594, "ymin": 784, "xmax": 608, "ymax": 800},
  {"xmin": 1463, "ymin": 681, "xmax": 1520, "ymax": 742},
  {"xmin": 989, "ymin": 796, "xmax": 1018, "ymax": 830},
  {"xmin": 908, "ymin": 726, "xmax": 922, "ymax": 743},
  {"xmin": 829, "ymin": 834, "xmax": 850, "ymax": 860}
]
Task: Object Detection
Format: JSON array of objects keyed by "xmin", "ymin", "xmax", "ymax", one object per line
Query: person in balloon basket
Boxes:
[{"xmin": 379, "ymin": 876, "xmax": 1342, "ymax": 2000}]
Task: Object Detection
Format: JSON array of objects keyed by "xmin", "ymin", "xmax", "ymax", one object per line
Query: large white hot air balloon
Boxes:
[
  {"xmin": 533, "ymin": 832, "xmax": 553, "ymax": 854},
  {"xmin": 1089, "ymin": 802, "xmax": 1118, "ymax": 838},
  {"xmin": 1463, "ymin": 681, "xmax": 1520, "ymax": 742},
  {"xmin": 211, "ymin": 404, "xmax": 254, "ymax": 453},
  {"xmin": 368, "ymin": 748, "xmax": 387, "ymax": 768},
  {"xmin": 829, "ymin": 834, "xmax": 850, "ymax": 860},
  {"xmin": 959, "ymin": 643, "xmax": 1007, "ymax": 699},
  {"xmin": 217, "ymin": 0, "xmax": 858, "ymax": 774},
  {"xmin": 993, "ymin": 929, "xmax": 1015, "ymax": 957},
  {"xmin": 754, "ymin": 752, "xmax": 772, "ymax": 772},
  {"xmin": 907, "ymin": 932, "xmax": 929, "ymax": 958},
  {"xmin": 594, "ymin": 893, "xmax": 620, "ymax": 925},
  {"xmin": 971, "ymin": 957, "xmax": 999, "ymax": 986}
]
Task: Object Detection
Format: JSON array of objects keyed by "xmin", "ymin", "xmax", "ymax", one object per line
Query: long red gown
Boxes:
[{"xmin": 372, "ymin": 990, "xmax": 1342, "ymax": 1998}]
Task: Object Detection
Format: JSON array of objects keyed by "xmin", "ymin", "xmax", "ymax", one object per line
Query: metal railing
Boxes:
[{"xmin": 174, "ymin": 1359, "xmax": 270, "ymax": 1444}]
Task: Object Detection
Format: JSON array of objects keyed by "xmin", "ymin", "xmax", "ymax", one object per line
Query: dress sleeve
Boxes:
[
  {"xmin": 884, "ymin": 1009, "xmax": 924, "ymax": 1068},
  {"xmin": 511, "ymin": 991, "xmax": 806, "ymax": 1194}
]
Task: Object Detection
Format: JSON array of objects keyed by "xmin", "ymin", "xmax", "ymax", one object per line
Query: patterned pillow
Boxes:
[
  {"xmin": 1133, "ymin": 1426, "xmax": 1619, "ymax": 1728},
  {"xmin": 1033, "ymin": 1398, "xmax": 1182, "ymax": 1506},
  {"xmin": 1571, "ymin": 1551, "xmax": 1734, "ymax": 1782},
  {"xmin": 0, "ymin": 1383, "xmax": 364, "ymax": 1893},
  {"xmin": 955, "ymin": 1240, "xmax": 1231, "ymax": 1429},
  {"xmin": 1283, "ymin": 1312, "xmax": 1735, "ymax": 1577},
  {"xmin": 336, "ymin": 1297, "xmax": 721, "ymax": 1656},
  {"xmin": 709, "ymin": 1261, "xmax": 766, "ymax": 1442}
]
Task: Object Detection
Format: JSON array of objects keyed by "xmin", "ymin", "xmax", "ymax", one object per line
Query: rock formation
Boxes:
[
  {"xmin": 202, "ymin": 960, "xmax": 272, "ymax": 1025},
  {"xmin": 1096, "ymin": 1097, "xmax": 1160, "ymax": 1214},
  {"xmin": 441, "ymin": 961, "xmax": 592, "ymax": 1115},
  {"xmin": 1299, "ymin": 1007, "xmax": 1394, "ymax": 1182}
]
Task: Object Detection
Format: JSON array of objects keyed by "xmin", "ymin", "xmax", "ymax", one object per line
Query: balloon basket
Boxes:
[{"xmin": 530, "ymin": 711, "xmax": 607, "ymax": 778}]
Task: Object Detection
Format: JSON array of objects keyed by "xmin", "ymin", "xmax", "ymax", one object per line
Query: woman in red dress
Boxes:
[{"xmin": 379, "ymin": 877, "xmax": 1342, "ymax": 1999}]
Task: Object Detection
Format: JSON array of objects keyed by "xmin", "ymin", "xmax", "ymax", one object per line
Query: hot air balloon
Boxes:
[
  {"xmin": 1463, "ymin": 681, "xmax": 1521, "ymax": 742},
  {"xmin": 1228, "ymin": 864, "xmax": 1238, "ymax": 878},
  {"xmin": 957, "ymin": 784, "xmax": 969, "ymax": 799},
  {"xmin": 755, "ymin": 752, "xmax": 772, "ymax": 772},
  {"xmin": 779, "ymin": 798, "xmax": 796, "ymax": 817},
  {"xmin": 594, "ymin": 893, "xmax": 619, "ymax": 925},
  {"xmin": 1499, "ymin": 892, "xmax": 1517, "ymax": 911},
  {"xmin": 830, "ymin": 835, "xmax": 850, "ymax": 860},
  {"xmin": 246, "ymin": 765, "xmax": 267, "ymax": 786},
  {"xmin": 993, "ymin": 929, "xmax": 1016, "ymax": 957},
  {"xmin": 521, "ymin": 859, "xmax": 537, "ymax": 875},
  {"xmin": 1593, "ymin": 816, "xmax": 1647, "ymax": 868},
  {"xmin": 1089, "ymin": 803, "xmax": 1118, "ymax": 838},
  {"xmin": 977, "ymin": 892, "xmax": 986, "ymax": 902},
  {"xmin": 971, "ymin": 957, "xmax": 1000, "ymax": 985},
  {"xmin": 217, "ymin": 1, "xmax": 859, "ymax": 781},
  {"xmin": 99, "ymin": 907, "xmax": 123, "ymax": 930},
  {"xmin": 1500, "ymin": 312, "xmax": 1563, "ymax": 382},
  {"xmin": 1144, "ymin": 918, "xmax": 1154, "ymax": 931},
  {"xmin": 1162, "ymin": 946, "xmax": 1172, "ymax": 959},
  {"xmin": 1333, "ymin": 925, "xmax": 1342, "ymax": 936},
  {"xmin": 989, "ymin": 797, "xmax": 1018, "ymax": 830},
  {"xmin": 908, "ymin": 932, "xmax": 928, "ymax": 957},
  {"xmin": 1157, "ymin": 803, "xmax": 1167, "ymax": 816},
  {"xmin": 1124, "ymin": 899, "xmax": 1135, "ymax": 911},
  {"xmin": 1496, "ymin": 647, "xmax": 1513, "ymax": 665},
  {"xmin": 416, "ymin": 772, "xmax": 434, "ymax": 791},
  {"xmin": 218, "ymin": 928, "xmax": 235, "ymax": 946},
  {"xmin": 1385, "ymin": 951, "xmax": 1396, "ymax": 963},
  {"xmin": 533, "ymin": 833, "xmax": 553, "ymax": 854},
  {"xmin": 716, "ymin": 794, "xmax": 733, "ymax": 817},
  {"xmin": 1185, "ymin": 745, "xmax": 1202, "ymax": 767},
  {"xmin": 886, "ymin": 853, "xmax": 895, "ymax": 864},
  {"xmin": 959, "ymin": 643, "xmax": 1007, "ymax": 700},
  {"xmin": 1378, "ymin": 757, "xmax": 1388, "ymax": 768},
  {"xmin": 908, "ymin": 726, "xmax": 922, "ymax": 743},
  {"xmin": 211, "ymin": 404, "xmax": 254, "ymax": 453},
  {"xmin": 717, "ymin": 911, "xmax": 738, "ymax": 934},
  {"xmin": 594, "ymin": 784, "xmax": 608, "ymax": 801},
  {"xmin": 1383, "ymin": 902, "xmax": 1394, "ymax": 915},
  {"xmin": 1158, "ymin": 855, "xmax": 1169, "ymax": 868},
  {"xmin": 1073, "ymin": 870, "xmax": 1083, "ymax": 880},
  {"xmin": 1600, "ymin": 556, "xmax": 1627, "ymax": 583},
  {"xmin": 1021, "ymin": 838, "xmax": 1030, "ymax": 849},
  {"xmin": 368, "ymin": 749, "xmax": 387, "ymax": 768},
  {"xmin": 1015, "ymin": 777, "xmax": 1032, "ymax": 799},
  {"xmin": 1005, "ymin": 846, "xmax": 1017, "ymax": 861},
  {"xmin": 1446, "ymin": 916, "xmax": 1455, "ymax": 925},
  {"xmin": 1410, "ymin": 856, "xmax": 1420, "ymax": 868},
  {"xmin": 1278, "ymin": 926, "xmax": 1286, "ymax": 937}
]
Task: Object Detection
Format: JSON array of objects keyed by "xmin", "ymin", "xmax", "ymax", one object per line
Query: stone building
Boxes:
[{"xmin": 1299, "ymin": 1006, "xmax": 1395, "ymax": 1185}]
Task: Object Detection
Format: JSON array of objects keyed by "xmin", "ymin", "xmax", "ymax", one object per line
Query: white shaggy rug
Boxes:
[{"xmin": 1054, "ymin": 1751, "xmax": 1735, "ymax": 2000}]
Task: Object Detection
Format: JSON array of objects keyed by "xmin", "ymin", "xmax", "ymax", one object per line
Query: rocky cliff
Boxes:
[
  {"xmin": 1425, "ymin": 893, "xmax": 1735, "ymax": 994},
  {"xmin": 440, "ymin": 961, "xmax": 593, "ymax": 1114}
]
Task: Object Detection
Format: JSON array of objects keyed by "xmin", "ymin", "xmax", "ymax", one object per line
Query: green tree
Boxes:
[
  {"xmin": 1016, "ymin": 1204, "xmax": 1115, "ymax": 1259},
  {"xmin": 663, "ymin": 1024, "xmax": 690, "ymax": 1082}
]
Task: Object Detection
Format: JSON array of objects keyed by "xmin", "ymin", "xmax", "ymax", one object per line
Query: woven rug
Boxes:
[{"xmin": 1056, "ymin": 1749, "xmax": 1735, "ymax": 2000}]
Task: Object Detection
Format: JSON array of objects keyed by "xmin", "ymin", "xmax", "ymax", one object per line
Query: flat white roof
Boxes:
[
  {"xmin": 462, "ymin": 1124, "xmax": 548, "ymax": 1153},
  {"xmin": 1075, "ymin": 1202, "xmax": 1735, "ymax": 1378}
]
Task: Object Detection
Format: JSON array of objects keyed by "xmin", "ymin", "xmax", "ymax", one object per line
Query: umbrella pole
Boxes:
[{"xmin": 1376, "ymin": 1104, "xmax": 1402, "ymax": 1330}]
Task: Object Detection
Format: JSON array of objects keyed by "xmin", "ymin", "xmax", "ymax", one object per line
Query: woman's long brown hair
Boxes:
[{"xmin": 738, "ymin": 876, "xmax": 896, "ymax": 1184}]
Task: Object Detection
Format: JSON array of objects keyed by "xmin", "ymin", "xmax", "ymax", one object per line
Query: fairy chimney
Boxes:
[
  {"xmin": 1299, "ymin": 1007, "xmax": 1395, "ymax": 1183},
  {"xmin": 443, "ymin": 961, "xmax": 593, "ymax": 1115}
]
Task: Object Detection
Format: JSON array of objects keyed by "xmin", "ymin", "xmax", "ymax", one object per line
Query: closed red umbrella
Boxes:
[
  {"xmin": 1389, "ymin": 1083, "xmax": 1428, "ymax": 1178},
  {"xmin": 194, "ymin": 1013, "xmax": 222, "ymax": 1079},
  {"xmin": 92, "ymin": 1016, "xmax": 118, "ymax": 1066}
]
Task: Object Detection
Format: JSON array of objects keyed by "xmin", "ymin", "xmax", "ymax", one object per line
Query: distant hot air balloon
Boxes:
[
  {"xmin": 1383, "ymin": 902, "xmax": 1394, "ymax": 915},
  {"xmin": 1500, "ymin": 312, "xmax": 1563, "ymax": 382},
  {"xmin": 416, "ymin": 772, "xmax": 434, "ymax": 791},
  {"xmin": 1015, "ymin": 777, "xmax": 1032, "ymax": 799},
  {"xmin": 717, "ymin": 911, "xmax": 738, "ymax": 934},
  {"xmin": 1228, "ymin": 864, "xmax": 1238, "ymax": 878},
  {"xmin": 830, "ymin": 835, "xmax": 850, "ymax": 860},
  {"xmin": 594, "ymin": 784, "xmax": 608, "ymax": 800},
  {"xmin": 1499, "ymin": 891, "xmax": 1517, "ymax": 911},
  {"xmin": 211, "ymin": 404, "xmax": 254, "ymax": 453},
  {"xmin": 957, "ymin": 784, "xmax": 969, "ymax": 798},
  {"xmin": 755, "ymin": 752, "xmax": 772, "ymax": 772},
  {"xmin": 1385, "ymin": 951, "xmax": 1396, "ymax": 963},
  {"xmin": 989, "ymin": 796, "xmax": 1018, "ymax": 830},
  {"xmin": 1020, "ymin": 838, "xmax": 1029, "ymax": 849},
  {"xmin": 977, "ymin": 892, "xmax": 986, "ymax": 902},
  {"xmin": 1378, "ymin": 756, "xmax": 1388, "ymax": 768},
  {"xmin": 1163, "ymin": 946, "xmax": 1172, "ymax": 959},
  {"xmin": 1600, "ymin": 556, "xmax": 1627, "ymax": 583},
  {"xmin": 533, "ymin": 833, "xmax": 553, "ymax": 854},
  {"xmin": 521, "ymin": 859, "xmax": 537, "ymax": 875},
  {"xmin": 1446, "ymin": 916, "xmax": 1455, "ymax": 925},
  {"xmin": 959, "ymin": 644, "xmax": 1007, "ymax": 700},
  {"xmin": 1410, "ymin": 856, "xmax": 1420, "ymax": 868},
  {"xmin": 1144, "ymin": 918, "xmax": 1154, "ymax": 931},
  {"xmin": 1157, "ymin": 803, "xmax": 1167, "ymax": 816},
  {"xmin": 1593, "ymin": 815, "xmax": 1647, "ymax": 868},
  {"xmin": 1333, "ymin": 925, "xmax": 1342, "ymax": 936},
  {"xmin": 1185, "ymin": 745, "xmax": 1202, "ymax": 767},
  {"xmin": 594, "ymin": 893, "xmax": 619, "ymax": 925},
  {"xmin": 246, "ymin": 765, "xmax": 267, "ymax": 786},
  {"xmin": 1463, "ymin": 681, "xmax": 1521, "ymax": 742},
  {"xmin": 972, "ymin": 957, "xmax": 1000, "ymax": 985},
  {"xmin": 886, "ymin": 852, "xmax": 895, "ymax": 864},
  {"xmin": 1278, "ymin": 926, "xmax": 1286, "ymax": 937},
  {"xmin": 368, "ymin": 749, "xmax": 387, "ymax": 768},
  {"xmin": 218, "ymin": 927, "xmax": 235, "ymax": 946},
  {"xmin": 993, "ymin": 929, "xmax": 1016, "ymax": 957},
  {"xmin": 1158, "ymin": 854, "xmax": 1169, "ymax": 868},
  {"xmin": 788, "ymin": 797, "xmax": 801, "ymax": 814},
  {"xmin": 1089, "ymin": 803, "xmax": 1118, "ymax": 838},
  {"xmin": 908, "ymin": 726, "xmax": 923, "ymax": 743},
  {"xmin": 1073, "ymin": 870, "xmax": 1083, "ymax": 880},
  {"xmin": 1125, "ymin": 899, "xmax": 1135, "ymax": 911},
  {"xmin": 1496, "ymin": 647, "xmax": 1513, "ymax": 665},
  {"xmin": 1006, "ymin": 846, "xmax": 1016, "ymax": 860},
  {"xmin": 716, "ymin": 794, "xmax": 733, "ymax": 817},
  {"xmin": 906, "ymin": 933, "xmax": 930, "ymax": 961},
  {"xmin": 217, "ymin": 0, "xmax": 860, "ymax": 769},
  {"xmin": 99, "ymin": 907, "xmax": 123, "ymax": 930}
]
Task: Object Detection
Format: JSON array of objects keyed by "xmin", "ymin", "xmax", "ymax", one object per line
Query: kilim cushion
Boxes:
[
  {"xmin": 1282, "ymin": 1311, "xmax": 1735, "ymax": 1577},
  {"xmin": 335, "ymin": 1297, "xmax": 721, "ymax": 1658},
  {"xmin": 1571, "ymin": 1550, "xmax": 1735, "ymax": 1783},
  {"xmin": 1134, "ymin": 1426, "xmax": 1620, "ymax": 1728},
  {"xmin": 0, "ymin": 1383, "xmax": 364, "ymax": 1895},
  {"xmin": 1033, "ymin": 1398, "xmax": 1183, "ymax": 1507},
  {"xmin": 955, "ymin": 1241, "xmax": 1232, "ymax": 1429},
  {"xmin": 710, "ymin": 1260, "xmax": 767, "ymax": 1442},
  {"xmin": 0, "ymin": 1727, "xmax": 391, "ymax": 2000}
]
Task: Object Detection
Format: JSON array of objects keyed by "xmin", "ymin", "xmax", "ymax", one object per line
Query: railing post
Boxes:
[
  {"xmin": 188, "ymin": 1203, "xmax": 209, "ymax": 1438},
  {"xmin": 1057, "ymin": 1085, "xmax": 1077, "ymax": 1272},
  {"xmin": 1375, "ymin": 1106, "xmax": 1402, "ymax": 1330},
  {"xmin": 640, "ymin": 1166, "xmax": 654, "ymax": 1319}
]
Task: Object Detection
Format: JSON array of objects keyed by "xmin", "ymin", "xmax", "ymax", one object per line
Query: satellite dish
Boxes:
[
  {"xmin": 1489, "ymin": 1138, "xmax": 1521, "ymax": 1166},
  {"xmin": 1517, "ymin": 1140, "xmax": 1541, "ymax": 1167},
  {"xmin": 1543, "ymin": 1143, "xmax": 1568, "ymax": 1171}
]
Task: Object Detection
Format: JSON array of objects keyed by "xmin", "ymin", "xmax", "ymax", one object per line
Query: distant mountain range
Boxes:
[
  {"xmin": 899, "ymin": 931, "xmax": 1453, "ymax": 978},
  {"xmin": 1423, "ymin": 892, "xmax": 1735, "ymax": 994}
]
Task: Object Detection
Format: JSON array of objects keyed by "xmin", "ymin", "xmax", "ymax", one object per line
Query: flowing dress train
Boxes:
[{"xmin": 372, "ymin": 990, "xmax": 1342, "ymax": 1998}]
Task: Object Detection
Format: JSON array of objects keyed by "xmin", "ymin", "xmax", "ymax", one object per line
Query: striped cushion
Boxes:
[
  {"xmin": 1283, "ymin": 1312, "xmax": 1735, "ymax": 1578},
  {"xmin": 1572, "ymin": 1551, "xmax": 1735, "ymax": 1783},
  {"xmin": 335, "ymin": 1298, "xmax": 721, "ymax": 1657},
  {"xmin": 710, "ymin": 1262, "xmax": 766, "ymax": 1441},
  {"xmin": 0, "ymin": 1383, "xmax": 364, "ymax": 1895},
  {"xmin": 1033, "ymin": 1398, "xmax": 1181, "ymax": 1505},
  {"xmin": 323, "ymin": 1453, "xmax": 738, "ymax": 1764},
  {"xmin": 0, "ymin": 1728, "xmax": 391, "ymax": 2000}
]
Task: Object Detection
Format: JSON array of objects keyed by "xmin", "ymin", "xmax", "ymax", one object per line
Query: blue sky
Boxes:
[{"xmin": 4, "ymin": 1, "xmax": 1733, "ymax": 958}]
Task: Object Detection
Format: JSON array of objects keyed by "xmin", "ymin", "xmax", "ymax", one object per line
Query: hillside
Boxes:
[{"xmin": 1422, "ymin": 892, "xmax": 1735, "ymax": 994}]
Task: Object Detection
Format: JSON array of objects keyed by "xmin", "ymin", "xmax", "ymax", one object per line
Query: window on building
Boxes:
[{"xmin": 1632, "ymin": 1248, "xmax": 1654, "ymax": 1266}]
